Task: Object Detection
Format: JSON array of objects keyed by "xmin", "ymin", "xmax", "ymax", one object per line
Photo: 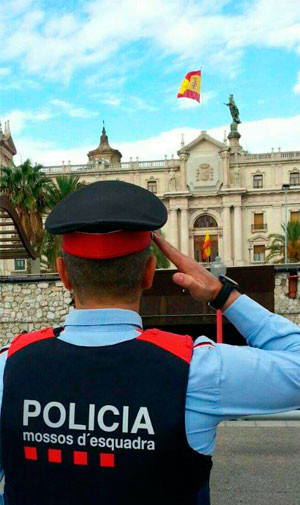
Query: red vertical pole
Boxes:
[{"xmin": 216, "ymin": 309, "xmax": 223, "ymax": 344}]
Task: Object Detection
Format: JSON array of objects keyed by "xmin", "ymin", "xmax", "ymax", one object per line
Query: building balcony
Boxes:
[
  {"xmin": 42, "ymin": 158, "xmax": 180, "ymax": 174},
  {"xmin": 251, "ymin": 224, "xmax": 268, "ymax": 233},
  {"xmin": 243, "ymin": 151, "xmax": 300, "ymax": 162}
]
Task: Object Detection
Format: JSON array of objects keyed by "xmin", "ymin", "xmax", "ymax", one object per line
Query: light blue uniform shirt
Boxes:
[{"xmin": 0, "ymin": 294, "xmax": 300, "ymax": 503}]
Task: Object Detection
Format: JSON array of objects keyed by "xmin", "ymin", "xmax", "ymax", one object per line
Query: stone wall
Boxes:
[
  {"xmin": 274, "ymin": 272, "xmax": 300, "ymax": 325},
  {"xmin": 0, "ymin": 278, "xmax": 73, "ymax": 345},
  {"xmin": 0, "ymin": 271, "xmax": 299, "ymax": 346}
]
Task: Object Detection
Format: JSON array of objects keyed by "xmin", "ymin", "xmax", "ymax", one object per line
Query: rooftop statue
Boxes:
[{"xmin": 224, "ymin": 94, "xmax": 241, "ymax": 124}]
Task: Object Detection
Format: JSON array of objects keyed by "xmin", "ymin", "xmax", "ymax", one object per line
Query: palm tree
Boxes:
[
  {"xmin": 266, "ymin": 221, "xmax": 300, "ymax": 263},
  {"xmin": 41, "ymin": 175, "xmax": 86, "ymax": 271},
  {"xmin": 0, "ymin": 160, "xmax": 52, "ymax": 251},
  {"xmin": 150, "ymin": 230, "xmax": 170, "ymax": 269},
  {"xmin": 45, "ymin": 175, "xmax": 86, "ymax": 210}
]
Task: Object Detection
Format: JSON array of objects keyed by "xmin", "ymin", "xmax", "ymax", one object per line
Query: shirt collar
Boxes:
[{"xmin": 64, "ymin": 308, "xmax": 143, "ymax": 329}]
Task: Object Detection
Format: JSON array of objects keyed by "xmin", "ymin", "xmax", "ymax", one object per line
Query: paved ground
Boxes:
[{"xmin": 210, "ymin": 422, "xmax": 300, "ymax": 505}]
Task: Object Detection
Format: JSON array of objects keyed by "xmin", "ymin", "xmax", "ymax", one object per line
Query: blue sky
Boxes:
[{"xmin": 0, "ymin": 0, "xmax": 299, "ymax": 165}]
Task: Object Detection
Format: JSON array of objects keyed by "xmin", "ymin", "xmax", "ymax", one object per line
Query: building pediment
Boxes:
[
  {"xmin": 178, "ymin": 130, "xmax": 227, "ymax": 156},
  {"xmin": 249, "ymin": 234, "xmax": 268, "ymax": 243},
  {"xmin": 181, "ymin": 131, "xmax": 227, "ymax": 193}
]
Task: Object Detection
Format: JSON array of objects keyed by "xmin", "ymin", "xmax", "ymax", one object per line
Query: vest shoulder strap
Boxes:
[
  {"xmin": 137, "ymin": 329, "xmax": 193, "ymax": 364},
  {"xmin": 8, "ymin": 327, "xmax": 56, "ymax": 358}
]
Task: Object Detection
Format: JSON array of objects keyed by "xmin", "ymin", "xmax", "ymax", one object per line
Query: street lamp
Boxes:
[
  {"xmin": 210, "ymin": 256, "xmax": 227, "ymax": 344},
  {"xmin": 282, "ymin": 184, "xmax": 290, "ymax": 264},
  {"xmin": 248, "ymin": 244, "xmax": 253, "ymax": 265}
]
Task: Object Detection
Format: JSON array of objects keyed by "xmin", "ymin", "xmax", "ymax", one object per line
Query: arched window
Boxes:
[
  {"xmin": 193, "ymin": 214, "xmax": 219, "ymax": 262},
  {"xmin": 194, "ymin": 215, "xmax": 218, "ymax": 228}
]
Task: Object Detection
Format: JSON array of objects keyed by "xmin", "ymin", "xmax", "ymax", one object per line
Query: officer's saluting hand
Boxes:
[
  {"xmin": 0, "ymin": 181, "xmax": 300, "ymax": 505},
  {"xmin": 153, "ymin": 231, "xmax": 240, "ymax": 309}
]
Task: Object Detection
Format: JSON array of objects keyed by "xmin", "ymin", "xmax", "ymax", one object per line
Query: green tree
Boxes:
[
  {"xmin": 150, "ymin": 230, "xmax": 170, "ymax": 269},
  {"xmin": 41, "ymin": 175, "xmax": 86, "ymax": 271},
  {"xmin": 266, "ymin": 221, "xmax": 300, "ymax": 263},
  {"xmin": 0, "ymin": 160, "xmax": 52, "ymax": 251},
  {"xmin": 45, "ymin": 175, "xmax": 86, "ymax": 210}
]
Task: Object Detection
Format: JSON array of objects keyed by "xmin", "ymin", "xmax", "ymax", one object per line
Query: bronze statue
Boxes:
[{"xmin": 224, "ymin": 94, "xmax": 241, "ymax": 124}]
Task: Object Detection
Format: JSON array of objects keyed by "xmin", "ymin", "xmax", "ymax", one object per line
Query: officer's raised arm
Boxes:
[
  {"xmin": 153, "ymin": 232, "xmax": 300, "ymax": 349},
  {"xmin": 153, "ymin": 232, "xmax": 240, "ymax": 310},
  {"xmin": 154, "ymin": 232, "xmax": 300, "ymax": 425}
]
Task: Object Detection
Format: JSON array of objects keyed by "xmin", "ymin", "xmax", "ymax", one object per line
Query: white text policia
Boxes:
[{"xmin": 23, "ymin": 400, "xmax": 155, "ymax": 434}]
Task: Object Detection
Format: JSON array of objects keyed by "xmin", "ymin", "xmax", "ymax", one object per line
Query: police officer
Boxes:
[{"xmin": 0, "ymin": 180, "xmax": 300, "ymax": 505}]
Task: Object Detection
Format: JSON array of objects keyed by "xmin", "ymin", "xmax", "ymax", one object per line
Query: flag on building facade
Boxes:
[
  {"xmin": 177, "ymin": 70, "xmax": 201, "ymax": 103},
  {"xmin": 202, "ymin": 232, "xmax": 211, "ymax": 261}
]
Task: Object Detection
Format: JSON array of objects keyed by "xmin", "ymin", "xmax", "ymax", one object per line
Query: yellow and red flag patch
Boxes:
[
  {"xmin": 177, "ymin": 70, "xmax": 201, "ymax": 103},
  {"xmin": 202, "ymin": 232, "xmax": 211, "ymax": 261}
]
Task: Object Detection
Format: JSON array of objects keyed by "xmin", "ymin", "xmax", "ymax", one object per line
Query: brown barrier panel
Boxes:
[{"xmin": 141, "ymin": 265, "xmax": 274, "ymax": 345}]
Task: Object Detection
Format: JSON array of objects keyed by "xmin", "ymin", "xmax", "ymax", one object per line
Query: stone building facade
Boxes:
[
  {"xmin": 0, "ymin": 118, "xmax": 16, "ymax": 168},
  {"xmin": 1, "ymin": 123, "xmax": 300, "ymax": 275}
]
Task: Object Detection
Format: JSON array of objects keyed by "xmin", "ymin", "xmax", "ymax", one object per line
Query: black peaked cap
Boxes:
[{"xmin": 45, "ymin": 180, "xmax": 168, "ymax": 234}]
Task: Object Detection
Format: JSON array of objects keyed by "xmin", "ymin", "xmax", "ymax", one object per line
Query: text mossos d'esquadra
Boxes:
[{"xmin": 22, "ymin": 400, "xmax": 156, "ymax": 451}]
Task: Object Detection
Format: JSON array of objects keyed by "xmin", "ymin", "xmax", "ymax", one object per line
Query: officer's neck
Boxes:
[{"xmin": 74, "ymin": 297, "xmax": 140, "ymax": 313}]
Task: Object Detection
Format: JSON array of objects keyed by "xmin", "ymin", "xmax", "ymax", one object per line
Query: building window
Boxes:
[
  {"xmin": 194, "ymin": 215, "xmax": 218, "ymax": 228},
  {"xmin": 194, "ymin": 234, "xmax": 219, "ymax": 262},
  {"xmin": 253, "ymin": 174, "xmax": 263, "ymax": 188},
  {"xmin": 253, "ymin": 245, "xmax": 265, "ymax": 262},
  {"xmin": 290, "ymin": 172, "xmax": 300, "ymax": 186},
  {"xmin": 252, "ymin": 213, "xmax": 266, "ymax": 232},
  {"xmin": 14, "ymin": 259, "xmax": 26, "ymax": 271},
  {"xmin": 290, "ymin": 211, "xmax": 300, "ymax": 222},
  {"xmin": 147, "ymin": 180, "xmax": 157, "ymax": 193}
]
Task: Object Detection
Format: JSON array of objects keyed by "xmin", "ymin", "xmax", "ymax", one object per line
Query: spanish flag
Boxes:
[
  {"xmin": 177, "ymin": 70, "xmax": 201, "ymax": 103},
  {"xmin": 202, "ymin": 232, "xmax": 211, "ymax": 261}
]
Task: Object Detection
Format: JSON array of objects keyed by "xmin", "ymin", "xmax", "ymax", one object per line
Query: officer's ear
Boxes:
[
  {"xmin": 56, "ymin": 256, "xmax": 73, "ymax": 291},
  {"xmin": 141, "ymin": 255, "xmax": 156, "ymax": 291}
]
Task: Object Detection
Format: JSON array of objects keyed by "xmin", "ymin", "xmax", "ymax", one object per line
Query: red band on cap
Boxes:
[{"xmin": 62, "ymin": 231, "xmax": 152, "ymax": 259}]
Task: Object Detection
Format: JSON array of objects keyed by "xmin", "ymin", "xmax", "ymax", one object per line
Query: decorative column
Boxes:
[
  {"xmin": 179, "ymin": 153, "xmax": 188, "ymax": 191},
  {"xmin": 233, "ymin": 205, "xmax": 243, "ymax": 265},
  {"xmin": 169, "ymin": 209, "xmax": 178, "ymax": 248},
  {"xmin": 180, "ymin": 209, "xmax": 189, "ymax": 255},
  {"xmin": 221, "ymin": 149, "xmax": 230, "ymax": 188},
  {"xmin": 222, "ymin": 206, "xmax": 232, "ymax": 265}
]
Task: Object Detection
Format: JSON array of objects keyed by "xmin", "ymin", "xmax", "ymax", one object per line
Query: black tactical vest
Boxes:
[{"xmin": 1, "ymin": 327, "xmax": 212, "ymax": 505}]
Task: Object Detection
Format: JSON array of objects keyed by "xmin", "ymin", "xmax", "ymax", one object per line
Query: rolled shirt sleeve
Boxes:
[{"xmin": 185, "ymin": 295, "xmax": 300, "ymax": 455}]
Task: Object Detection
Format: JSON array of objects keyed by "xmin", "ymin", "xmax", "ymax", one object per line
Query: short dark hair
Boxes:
[{"xmin": 62, "ymin": 246, "xmax": 152, "ymax": 303}]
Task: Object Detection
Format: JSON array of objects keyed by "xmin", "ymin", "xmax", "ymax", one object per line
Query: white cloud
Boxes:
[
  {"xmin": 51, "ymin": 99, "xmax": 98, "ymax": 118},
  {"xmin": 177, "ymin": 98, "xmax": 200, "ymax": 109},
  {"xmin": 97, "ymin": 94, "xmax": 122, "ymax": 107},
  {"xmin": 14, "ymin": 114, "xmax": 300, "ymax": 165},
  {"xmin": 14, "ymin": 138, "xmax": 89, "ymax": 166},
  {"xmin": 128, "ymin": 97, "xmax": 157, "ymax": 111},
  {"xmin": 210, "ymin": 115, "xmax": 300, "ymax": 154},
  {"xmin": 2, "ymin": 101, "xmax": 98, "ymax": 134},
  {"xmin": 0, "ymin": 0, "xmax": 299, "ymax": 81},
  {"xmin": 0, "ymin": 67, "xmax": 11, "ymax": 77},
  {"xmin": 92, "ymin": 93, "xmax": 157, "ymax": 111},
  {"xmin": 0, "ymin": 78, "xmax": 40, "ymax": 90},
  {"xmin": 294, "ymin": 71, "xmax": 300, "ymax": 94},
  {"xmin": 3, "ymin": 109, "xmax": 53, "ymax": 134}
]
